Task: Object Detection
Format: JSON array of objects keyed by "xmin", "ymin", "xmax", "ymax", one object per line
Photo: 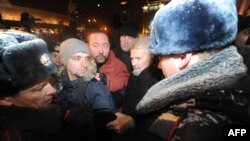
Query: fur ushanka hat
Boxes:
[
  {"xmin": 150, "ymin": 0, "xmax": 237, "ymax": 55},
  {"xmin": 0, "ymin": 31, "xmax": 56, "ymax": 97}
]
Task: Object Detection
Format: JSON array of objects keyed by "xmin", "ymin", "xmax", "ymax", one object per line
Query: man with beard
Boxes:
[
  {"xmin": 86, "ymin": 29, "xmax": 129, "ymax": 109},
  {"xmin": 54, "ymin": 38, "xmax": 116, "ymax": 141}
]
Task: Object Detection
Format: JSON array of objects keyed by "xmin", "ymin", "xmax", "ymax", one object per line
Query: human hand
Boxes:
[
  {"xmin": 95, "ymin": 73, "xmax": 107, "ymax": 84},
  {"xmin": 95, "ymin": 73, "xmax": 101, "ymax": 81},
  {"xmin": 106, "ymin": 112, "xmax": 135, "ymax": 134}
]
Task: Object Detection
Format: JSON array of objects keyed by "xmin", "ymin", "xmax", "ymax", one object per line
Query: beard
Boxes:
[
  {"xmin": 74, "ymin": 69, "xmax": 87, "ymax": 78},
  {"xmin": 75, "ymin": 72, "xmax": 85, "ymax": 78},
  {"xmin": 94, "ymin": 55, "xmax": 108, "ymax": 64},
  {"xmin": 132, "ymin": 69, "xmax": 141, "ymax": 76}
]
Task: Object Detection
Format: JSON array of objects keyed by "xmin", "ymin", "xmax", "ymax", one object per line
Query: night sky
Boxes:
[{"xmin": 3, "ymin": 0, "xmax": 145, "ymax": 30}]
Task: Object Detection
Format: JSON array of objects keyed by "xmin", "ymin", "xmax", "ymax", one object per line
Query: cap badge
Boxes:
[{"xmin": 40, "ymin": 53, "xmax": 52, "ymax": 67}]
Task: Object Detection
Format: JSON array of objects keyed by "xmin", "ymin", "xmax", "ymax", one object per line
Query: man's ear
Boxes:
[
  {"xmin": 0, "ymin": 99, "xmax": 13, "ymax": 106},
  {"xmin": 179, "ymin": 53, "xmax": 192, "ymax": 70}
]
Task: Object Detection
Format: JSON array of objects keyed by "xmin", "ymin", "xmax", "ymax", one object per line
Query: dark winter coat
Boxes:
[
  {"xmin": 57, "ymin": 71, "xmax": 115, "ymax": 113},
  {"xmin": 111, "ymin": 67, "xmax": 161, "ymax": 141},
  {"xmin": 135, "ymin": 46, "xmax": 250, "ymax": 141},
  {"xmin": 123, "ymin": 67, "xmax": 161, "ymax": 117},
  {"xmin": 98, "ymin": 51, "xmax": 129, "ymax": 109},
  {"xmin": 54, "ymin": 71, "xmax": 116, "ymax": 141},
  {"xmin": 112, "ymin": 47, "xmax": 133, "ymax": 74},
  {"xmin": 0, "ymin": 105, "xmax": 63, "ymax": 141}
]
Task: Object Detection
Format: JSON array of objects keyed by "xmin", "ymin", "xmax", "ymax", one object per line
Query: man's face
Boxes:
[
  {"xmin": 88, "ymin": 33, "xmax": 110, "ymax": 64},
  {"xmin": 130, "ymin": 48, "xmax": 152, "ymax": 76},
  {"xmin": 7, "ymin": 76, "xmax": 57, "ymax": 108},
  {"xmin": 158, "ymin": 55, "xmax": 181, "ymax": 78},
  {"xmin": 120, "ymin": 35, "xmax": 136, "ymax": 52},
  {"xmin": 66, "ymin": 52, "xmax": 90, "ymax": 80},
  {"xmin": 51, "ymin": 52, "xmax": 62, "ymax": 68}
]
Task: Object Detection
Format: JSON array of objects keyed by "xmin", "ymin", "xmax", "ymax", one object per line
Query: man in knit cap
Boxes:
[
  {"xmin": 135, "ymin": 0, "xmax": 250, "ymax": 141},
  {"xmin": 54, "ymin": 38, "xmax": 116, "ymax": 141},
  {"xmin": 0, "ymin": 31, "xmax": 62, "ymax": 141}
]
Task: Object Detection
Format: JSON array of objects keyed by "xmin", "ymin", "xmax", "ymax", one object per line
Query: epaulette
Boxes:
[{"xmin": 148, "ymin": 112, "xmax": 181, "ymax": 141}]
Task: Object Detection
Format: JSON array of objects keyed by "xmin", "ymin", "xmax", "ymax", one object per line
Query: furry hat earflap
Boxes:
[
  {"xmin": 150, "ymin": 0, "xmax": 238, "ymax": 55},
  {"xmin": 60, "ymin": 38, "xmax": 89, "ymax": 65},
  {"xmin": 0, "ymin": 31, "xmax": 56, "ymax": 97}
]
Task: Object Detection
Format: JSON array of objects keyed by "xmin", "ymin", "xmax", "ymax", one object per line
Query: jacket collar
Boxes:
[
  {"xmin": 136, "ymin": 67, "xmax": 155, "ymax": 85},
  {"xmin": 61, "ymin": 70, "xmax": 84, "ymax": 87},
  {"xmin": 105, "ymin": 50, "xmax": 116, "ymax": 65}
]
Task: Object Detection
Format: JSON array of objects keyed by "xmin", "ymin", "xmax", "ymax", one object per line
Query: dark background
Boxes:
[{"xmin": 1, "ymin": 0, "xmax": 145, "ymax": 30}]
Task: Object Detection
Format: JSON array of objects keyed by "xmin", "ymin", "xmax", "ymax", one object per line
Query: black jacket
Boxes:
[
  {"xmin": 54, "ymin": 71, "xmax": 116, "ymax": 141},
  {"xmin": 123, "ymin": 67, "xmax": 161, "ymax": 117},
  {"xmin": 112, "ymin": 47, "xmax": 133, "ymax": 74},
  {"xmin": 0, "ymin": 105, "xmax": 63, "ymax": 141},
  {"xmin": 135, "ymin": 47, "xmax": 250, "ymax": 141},
  {"xmin": 111, "ymin": 68, "xmax": 161, "ymax": 141}
]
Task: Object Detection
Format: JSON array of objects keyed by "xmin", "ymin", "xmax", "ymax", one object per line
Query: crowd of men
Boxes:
[{"xmin": 1, "ymin": 0, "xmax": 250, "ymax": 141}]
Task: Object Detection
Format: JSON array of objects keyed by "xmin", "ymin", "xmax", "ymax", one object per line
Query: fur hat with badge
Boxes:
[
  {"xmin": 0, "ymin": 31, "xmax": 56, "ymax": 97},
  {"xmin": 150, "ymin": 0, "xmax": 237, "ymax": 55}
]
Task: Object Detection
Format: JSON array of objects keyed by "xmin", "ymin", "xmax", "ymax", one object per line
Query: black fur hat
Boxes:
[
  {"xmin": 119, "ymin": 22, "xmax": 139, "ymax": 38},
  {"xmin": 0, "ymin": 31, "xmax": 56, "ymax": 97}
]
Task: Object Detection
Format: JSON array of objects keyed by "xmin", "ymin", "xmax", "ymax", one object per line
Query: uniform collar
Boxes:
[{"xmin": 137, "ymin": 46, "xmax": 247, "ymax": 114}]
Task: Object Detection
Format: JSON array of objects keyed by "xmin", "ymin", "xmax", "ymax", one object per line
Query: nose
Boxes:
[
  {"xmin": 131, "ymin": 59, "xmax": 136, "ymax": 66},
  {"xmin": 98, "ymin": 46, "xmax": 104, "ymax": 54},
  {"xmin": 81, "ymin": 58, "xmax": 88, "ymax": 68},
  {"xmin": 123, "ymin": 36, "xmax": 128, "ymax": 41}
]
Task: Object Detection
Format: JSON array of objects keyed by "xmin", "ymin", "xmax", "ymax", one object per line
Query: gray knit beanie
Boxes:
[{"xmin": 60, "ymin": 38, "xmax": 89, "ymax": 65}]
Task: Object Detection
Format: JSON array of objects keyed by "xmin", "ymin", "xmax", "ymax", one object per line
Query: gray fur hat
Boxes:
[
  {"xmin": 0, "ymin": 31, "xmax": 56, "ymax": 97},
  {"xmin": 150, "ymin": 0, "xmax": 237, "ymax": 55},
  {"xmin": 59, "ymin": 38, "xmax": 89, "ymax": 65}
]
